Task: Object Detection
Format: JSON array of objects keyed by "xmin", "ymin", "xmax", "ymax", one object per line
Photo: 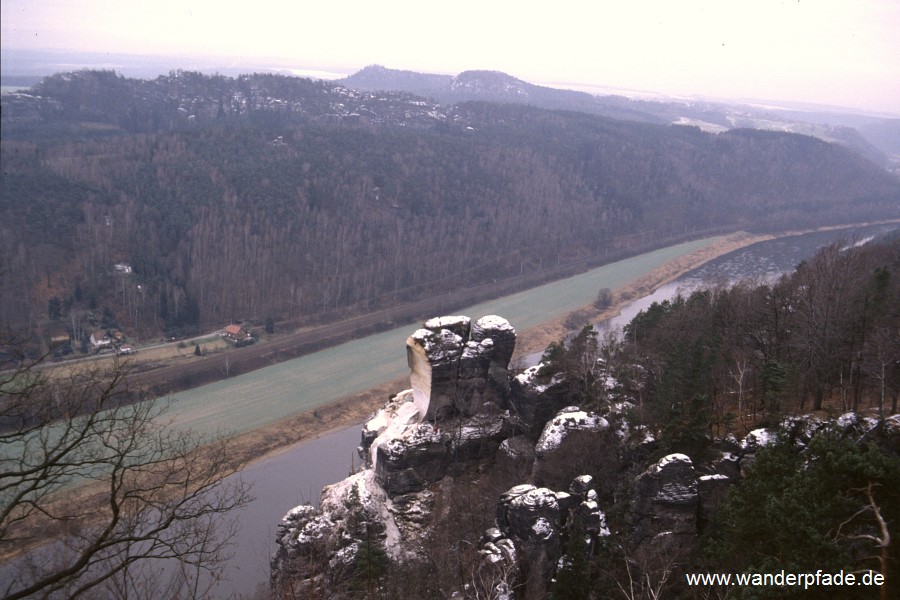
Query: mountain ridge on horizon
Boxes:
[
  {"xmin": 2, "ymin": 49, "xmax": 897, "ymax": 166},
  {"xmin": 338, "ymin": 64, "xmax": 898, "ymax": 165}
]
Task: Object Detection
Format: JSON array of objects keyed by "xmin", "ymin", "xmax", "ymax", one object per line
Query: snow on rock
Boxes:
[
  {"xmin": 498, "ymin": 486, "xmax": 562, "ymax": 543},
  {"xmin": 651, "ymin": 453, "xmax": 692, "ymax": 473},
  {"xmin": 836, "ymin": 411, "xmax": 880, "ymax": 435},
  {"xmin": 513, "ymin": 364, "xmax": 563, "ymax": 394},
  {"xmin": 407, "ymin": 314, "xmax": 516, "ymax": 421},
  {"xmin": 409, "ymin": 327, "xmax": 464, "ymax": 363},
  {"xmin": 741, "ymin": 428, "xmax": 777, "ymax": 451},
  {"xmin": 569, "ymin": 475, "xmax": 594, "ymax": 495},
  {"xmin": 531, "ymin": 517, "xmax": 555, "ymax": 541},
  {"xmin": 534, "ymin": 407, "xmax": 609, "ymax": 455},
  {"xmin": 362, "ymin": 390, "xmax": 424, "ymax": 467},
  {"xmin": 577, "ymin": 499, "xmax": 611, "ymax": 537},
  {"xmin": 638, "ymin": 454, "xmax": 697, "ymax": 507},
  {"xmin": 424, "ymin": 315, "xmax": 471, "ymax": 338},
  {"xmin": 471, "ymin": 315, "xmax": 516, "ymax": 366},
  {"xmin": 510, "ymin": 368, "xmax": 580, "ymax": 437}
]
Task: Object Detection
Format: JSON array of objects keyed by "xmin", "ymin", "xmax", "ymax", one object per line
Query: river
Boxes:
[{"xmin": 210, "ymin": 222, "xmax": 897, "ymax": 599}]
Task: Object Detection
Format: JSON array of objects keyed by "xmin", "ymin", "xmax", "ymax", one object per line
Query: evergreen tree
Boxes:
[
  {"xmin": 550, "ymin": 517, "xmax": 591, "ymax": 600},
  {"xmin": 707, "ymin": 431, "xmax": 900, "ymax": 599},
  {"xmin": 352, "ymin": 525, "xmax": 390, "ymax": 598}
]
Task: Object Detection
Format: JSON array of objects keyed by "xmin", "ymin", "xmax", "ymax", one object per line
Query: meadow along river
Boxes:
[{"xmin": 207, "ymin": 223, "xmax": 898, "ymax": 599}]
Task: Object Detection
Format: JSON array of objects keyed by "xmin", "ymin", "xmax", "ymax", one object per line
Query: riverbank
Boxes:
[
  {"xmin": 223, "ymin": 230, "xmax": 777, "ymax": 473},
  {"xmin": 227, "ymin": 219, "xmax": 900, "ymax": 471}
]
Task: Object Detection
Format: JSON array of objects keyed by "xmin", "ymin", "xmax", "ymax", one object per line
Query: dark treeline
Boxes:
[
  {"xmin": 2, "ymin": 70, "xmax": 899, "ymax": 344},
  {"xmin": 515, "ymin": 236, "xmax": 900, "ymax": 600},
  {"xmin": 549, "ymin": 236, "xmax": 900, "ymax": 454}
]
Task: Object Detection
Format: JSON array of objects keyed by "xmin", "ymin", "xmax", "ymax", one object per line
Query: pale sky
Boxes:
[{"xmin": 2, "ymin": 0, "xmax": 899, "ymax": 114}]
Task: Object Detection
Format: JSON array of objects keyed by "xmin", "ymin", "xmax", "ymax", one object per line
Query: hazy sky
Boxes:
[{"xmin": 2, "ymin": 0, "xmax": 899, "ymax": 114}]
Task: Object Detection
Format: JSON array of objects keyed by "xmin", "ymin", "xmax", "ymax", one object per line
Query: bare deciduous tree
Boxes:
[{"xmin": 0, "ymin": 338, "xmax": 252, "ymax": 599}]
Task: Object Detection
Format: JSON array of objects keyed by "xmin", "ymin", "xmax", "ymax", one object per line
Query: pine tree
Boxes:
[{"xmin": 551, "ymin": 516, "xmax": 591, "ymax": 600}]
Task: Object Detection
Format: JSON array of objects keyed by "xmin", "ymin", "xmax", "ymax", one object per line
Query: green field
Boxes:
[{"xmin": 168, "ymin": 237, "xmax": 720, "ymax": 438}]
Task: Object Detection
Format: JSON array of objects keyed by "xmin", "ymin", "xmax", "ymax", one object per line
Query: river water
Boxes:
[
  {"xmin": 209, "ymin": 222, "xmax": 896, "ymax": 598},
  {"xmin": 210, "ymin": 424, "xmax": 363, "ymax": 598},
  {"xmin": 599, "ymin": 226, "xmax": 894, "ymax": 332}
]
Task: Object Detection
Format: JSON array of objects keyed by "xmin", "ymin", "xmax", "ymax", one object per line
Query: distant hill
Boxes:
[
  {"xmin": 342, "ymin": 65, "xmax": 671, "ymax": 124},
  {"xmin": 341, "ymin": 65, "xmax": 899, "ymax": 169}
]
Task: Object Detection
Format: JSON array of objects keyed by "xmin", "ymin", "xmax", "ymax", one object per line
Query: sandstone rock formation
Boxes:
[
  {"xmin": 272, "ymin": 313, "xmax": 898, "ymax": 599},
  {"xmin": 273, "ymin": 314, "xmax": 522, "ymax": 592},
  {"xmin": 407, "ymin": 315, "xmax": 516, "ymax": 421}
]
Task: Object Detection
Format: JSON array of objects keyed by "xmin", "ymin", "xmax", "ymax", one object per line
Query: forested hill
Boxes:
[
  {"xmin": 2, "ymin": 70, "xmax": 899, "ymax": 345},
  {"xmin": 340, "ymin": 65, "xmax": 896, "ymax": 167}
]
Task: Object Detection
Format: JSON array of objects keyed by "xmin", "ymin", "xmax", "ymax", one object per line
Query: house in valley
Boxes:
[
  {"xmin": 90, "ymin": 331, "xmax": 111, "ymax": 348},
  {"xmin": 222, "ymin": 324, "xmax": 252, "ymax": 343}
]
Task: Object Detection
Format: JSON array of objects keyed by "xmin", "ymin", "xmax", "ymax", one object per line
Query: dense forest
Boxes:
[
  {"xmin": 532, "ymin": 236, "xmax": 900, "ymax": 599},
  {"xmin": 547, "ymin": 235, "xmax": 900, "ymax": 447},
  {"xmin": 2, "ymin": 70, "xmax": 899, "ymax": 350}
]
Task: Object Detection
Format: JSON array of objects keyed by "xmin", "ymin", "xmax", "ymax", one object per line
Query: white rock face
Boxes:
[
  {"xmin": 406, "ymin": 314, "xmax": 515, "ymax": 421},
  {"xmin": 534, "ymin": 407, "xmax": 609, "ymax": 455},
  {"xmin": 741, "ymin": 428, "xmax": 777, "ymax": 451},
  {"xmin": 363, "ymin": 390, "xmax": 424, "ymax": 466}
]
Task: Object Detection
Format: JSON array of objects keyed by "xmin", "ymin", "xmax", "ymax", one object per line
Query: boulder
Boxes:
[
  {"xmin": 374, "ymin": 423, "xmax": 451, "ymax": 497},
  {"xmin": 632, "ymin": 453, "xmax": 699, "ymax": 558},
  {"xmin": 509, "ymin": 364, "xmax": 571, "ymax": 436},
  {"xmin": 496, "ymin": 435, "xmax": 536, "ymax": 478},
  {"xmin": 531, "ymin": 407, "xmax": 610, "ymax": 489}
]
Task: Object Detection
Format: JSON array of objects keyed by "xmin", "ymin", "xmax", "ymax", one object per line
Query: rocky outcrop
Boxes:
[
  {"xmin": 531, "ymin": 406, "xmax": 610, "ymax": 489},
  {"xmin": 272, "ymin": 311, "xmax": 900, "ymax": 599},
  {"xmin": 271, "ymin": 470, "xmax": 392, "ymax": 594},
  {"xmin": 407, "ymin": 315, "xmax": 516, "ymax": 421},
  {"xmin": 370, "ymin": 411, "xmax": 515, "ymax": 497},
  {"xmin": 482, "ymin": 477, "xmax": 610, "ymax": 600},
  {"xmin": 631, "ymin": 453, "xmax": 699, "ymax": 563},
  {"xmin": 273, "ymin": 314, "xmax": 521, "ymax": 592},
  {"xmin": 509, "ymin": 365, "xmax": 571, "ymax": 436}
]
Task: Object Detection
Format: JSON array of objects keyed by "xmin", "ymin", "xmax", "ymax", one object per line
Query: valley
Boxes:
[{"xmin": 2, "ymin": 62, "xmax": 899, "ymax": 600}]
